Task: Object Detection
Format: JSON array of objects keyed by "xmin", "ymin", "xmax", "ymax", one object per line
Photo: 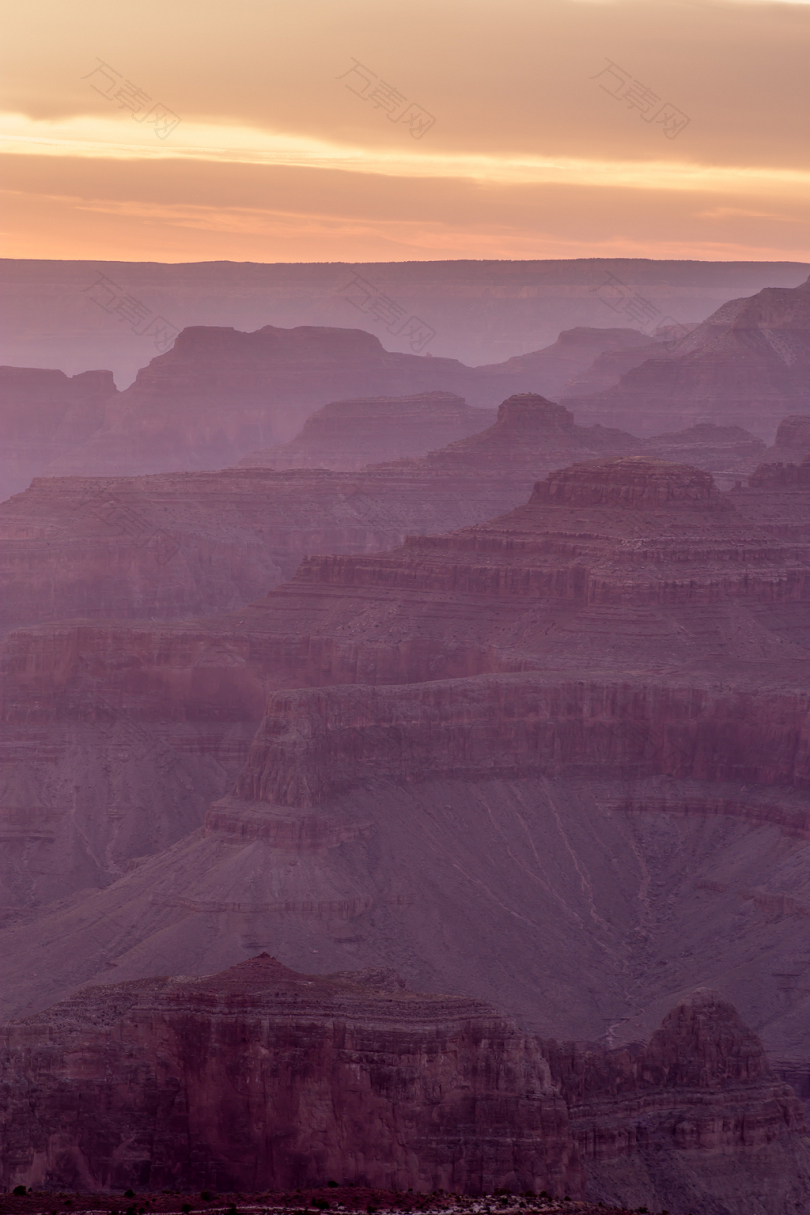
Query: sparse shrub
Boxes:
[
  {"xmin": 13, "ymin": 1186, "xmax": 28, "ymax": 1196},
  {"xmin": 182, "ymin": 1206, "xmax": 192, "ymax": 1213}
]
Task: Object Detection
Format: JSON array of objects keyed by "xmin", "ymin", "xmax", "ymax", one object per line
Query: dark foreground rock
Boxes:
[{"xmin": 1, "ymin": 960, "xmax": 808, "ymax": 1214}]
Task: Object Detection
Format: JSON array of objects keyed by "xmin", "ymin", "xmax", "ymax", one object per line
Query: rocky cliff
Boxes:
[
  {"xmin": 0, "ymin": 954, "xmax": 581, "ymax": 1197},
  {"xmin": 0, "ymin": 396, "xmax": 643, "ymax": 635},
  {"xmin": 1, "ymin": 960, "xmax": 808, "ymax": 1215},
  {"xmin": 553, "ymin": 990, "xmax": 810, "ymax": 1214},
  {"xmin": 3, "ymin": 457, "xmax": 810, "ymax": 1138}
]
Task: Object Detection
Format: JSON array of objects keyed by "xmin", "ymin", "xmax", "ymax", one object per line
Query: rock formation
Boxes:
[
  {"xmin": 0, "ymin": 954, "xmax": 582, "ymax": 1197},
  {"xmin": 1, "ymin": 959, "xmax": 807, "ymax": 1214},
  {"xmin": 569, "ymin": 275, "xmax": 810, "ymax": 438},
  {"xmin": 555, "ymin": 990, "xmax": 810, "ymax": 1214},
  {"xmin": 4, "ymin": 455, "xmax": 810, "ymax": 1075},
  {"xmin": 0, "ymin": 396, "xmax": 640, "ymax": 636},
  {"xmin": 9, "ymin": 257, "xmax": 802, "ymax": 383},
  {"xmin": 237, "ymin": 392, "xmax": 494, "ymax": 471},
  {"xmin": 474, "ymin": 328, "xmax": 659, "ymax": 401}
]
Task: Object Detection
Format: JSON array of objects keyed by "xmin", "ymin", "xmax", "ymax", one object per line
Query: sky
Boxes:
[{"xmin": 2, "ymin": 0, "xmax": 810, "ymax": 264}]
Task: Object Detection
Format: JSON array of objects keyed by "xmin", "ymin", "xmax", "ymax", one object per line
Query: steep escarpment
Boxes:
[
  {"xmin": 552, "ymin": 991, "xmax": 810, "ymax": 1214},
  {"xmin": 234, "ymin": 674, "xmax": 810, "ymax": 809},
  {"xmin": 237, "ymin": 392, "xmax": 495, "ymax": 470},
  {"xmin": 43, "ymin": 325, "xmax": 492, "ymax": 478},
  {"xmin": 1, "ymin": 959, "xmax": 808, "ymax": 1215},
  {"xmin": 0, "ymin": 954, "xmax": 581, "ymax": 1197},
  {"xmin": 4, "ymin": 458, "xmax": 810, "ymax": 1109}
]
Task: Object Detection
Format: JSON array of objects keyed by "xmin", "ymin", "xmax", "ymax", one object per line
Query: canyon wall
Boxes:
[
  {"xmin": 0, "ymin": 955, "xmax": 582, "ymax": 1198},
  {"xmin": 2, "ymin": 959, "xmax": 808, "ymax": 1215}
]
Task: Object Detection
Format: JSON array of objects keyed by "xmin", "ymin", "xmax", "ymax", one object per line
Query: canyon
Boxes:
[
  {"xmin": 0, "ymin": 392, "xmax": 778, "ymax": 638},
  {"xmin": 3, "ymin": 261, "xmax": 810, "ymax": 1215},
  {"xmin": 3, "ymin": 454, "xmax": 810, "ymax": 1103}
]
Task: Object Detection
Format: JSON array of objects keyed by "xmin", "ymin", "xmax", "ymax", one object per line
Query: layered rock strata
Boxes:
[
  {"xmin": 0, "ymin": 396, "xmax": 641, "ymax": 635},
  {"xmin": 0, "ymin": 954, "xmax": 582, "ymax": 1197},
  {"xmin": 3, "ymin": 457, "xmax": 810, "ymax": 1104},
  {"xmin": 1, "ymin": 961, "xmax": 808, "ymax": 1215}
]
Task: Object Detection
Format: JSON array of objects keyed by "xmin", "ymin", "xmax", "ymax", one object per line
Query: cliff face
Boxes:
[
  {"xmin": 0, "ymin": 367, "xmax": 116, "ymax": 500},
  {"xmin": 4, "ymin": 457, "xmax": 810, "ymax": 1140},
  {"xmin": 551, "ymin": 991, "xmax": 810, "ymax": 1214},
  {"xmin": 0, "ymin": 955, "xmax": 581, "ymax": 1197},
  {"xmin": 0, "ymin": 396, "xmax": 643, "ymax": 636},
  {"xmin": 570, "ymin": 276, "xmax": 810, "ymax": 439},
  {"xmin": 1, "ymin": 961, "xmax": 808, "ymax": 1215},
  {"xmin": 237, "ymin": 392, "xmax": 495, "ymax": 471},
  {"xmin": 30, "ymin": 324, "xmax": 695, "ymax": 480}
]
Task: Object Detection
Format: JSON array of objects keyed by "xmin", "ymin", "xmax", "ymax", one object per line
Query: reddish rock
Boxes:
[
  {"xmin": 550, "ymin": 991, "xmax": 810, "ymax": 1213},
  {"xmin": 1, "ymin": 963, "xmax": 807, "ymax": 1215},
  {"xmin": 0, "ymin": 954, "xmax": 582, "ymax": 1197},
  {"xmin": 0, "ymin": 396, "xmax": 640, "ymax": 636}
]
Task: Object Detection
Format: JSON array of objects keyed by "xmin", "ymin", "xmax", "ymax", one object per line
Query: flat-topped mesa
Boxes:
[
  {"xmin": 237, "ymin": 391, "xmax": 492, "ymax": 471},
  {"xmin": 0, "ymin": 953, "xmax": 580, "ymax": 1196},
  {"xmin": 494, "ymin": 392, "xmax": 576, "ymax": 433},
  {"xmin": 531, "ymin": 457, "xmax": 723, "ymax": 509}
]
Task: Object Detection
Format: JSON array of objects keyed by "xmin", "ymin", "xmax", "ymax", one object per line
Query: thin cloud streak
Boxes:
[{"xmin": 3, "ymin": 113, "xmax": 810, "ymax": 200}]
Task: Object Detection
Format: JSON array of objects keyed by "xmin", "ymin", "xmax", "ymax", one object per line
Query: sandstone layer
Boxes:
[
  {"xmin": 4, "ymin": 455, "xmax": 810, "ymax": 1087},
  {"xmin": 0, "ymin": 954, "xmax": 581, "ymax": 1197},
  {"xmin": 1, "ymin": 960, "xmax": 808, "ymax": 1215},
  {"xmin": 0, "ymin": 396, "xmax": 642, "ymax": 636}
]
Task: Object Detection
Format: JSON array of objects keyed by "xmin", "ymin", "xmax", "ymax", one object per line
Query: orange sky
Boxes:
[{"xmin": 2, "ymin": 0, "xmax": 810, "ymax": 263}]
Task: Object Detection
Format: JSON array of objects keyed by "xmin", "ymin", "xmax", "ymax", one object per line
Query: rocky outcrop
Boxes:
[
  {"xmin": 0, "ymin": 954, "xmax": 582, "ymax": 1197},
  {"xmin": 1, "ymin": 962, "xmax": 808, "ymax": 1215},
  {"xmin": 641, "ymin": 423, "xmax": 765, "ymax": 487},
  {"xmin": 551, "ymin": 991, "xmax": 810, "ymax": 1214},
  {"xmin": 42, "ymin": 326, "xmax": 496, "ymax": 478},
  {"xmin": 237, "ymin": 392, "xmax": 494, "ymax": 471},
  {"xmin": 0, "ymin": 367, "xmax": 116, "ymax": 501},
  {"xmin": 235, "ymin": 674, "xmax": 810, "ymax": 809},
  {"xmin": 570, "ymin": 276, "xmax": 810, "ymax": 439},
  {"xmin": 5, "ymin": 258, "xmax": 808, "ymax": 384},
  {"xmin": 0, "ymin": 397, "xmax": 642, "ymax": 636},
  {"xmin": 749, "ymin": 455, "xmax": 810, "ymax": 489},
  {"xmin": 561, "ymin": 336, "xmax": 668, "ymax": 398},
  {"xmin": 4, "ymin": 457, "xmax": 810, "ymax": 1124}
]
